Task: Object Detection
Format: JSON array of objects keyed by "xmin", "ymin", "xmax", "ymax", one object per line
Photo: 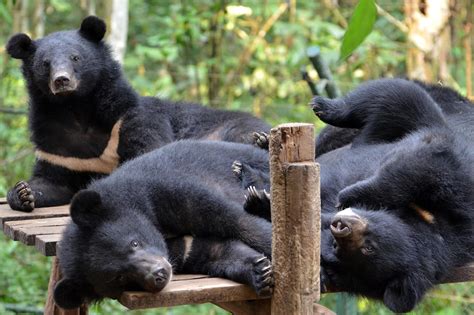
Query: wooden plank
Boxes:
[
  {"xmin": 0, "ymin": 197, "xmax": 6, "ymax": 204},
  {"xmin": 172, "ymin": 274, "xmax": 209, "ymax": 281},
  {"xmin": 17, "ymin": 225, "xmax": 66, "ymax": 245},
  {"xmin": 442, "ymin": 263, "xmax": 474, "ymax": 283},
  {"xmin": 35, "ymin": 234, "xmax": 62, "ymax": 256},
  {"xmin": 120, "ymin": 277, "xmax": 262, "ymax": 310},
  {"xmin": 4, "ymin": 217, "xmax": 70, "ymax": 240},
  {"xmin": 269, "ymin": 123, "xmax": 320, "ymax": 315},
  {"xmin": 216, "ymin": 300, "xmax": 271, "ymax": 315},
  {"xmin": 0, "ymin": 204, "xmax": 69, "ymax": 228}
]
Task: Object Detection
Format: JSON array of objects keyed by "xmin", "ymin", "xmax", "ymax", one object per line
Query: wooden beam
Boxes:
[
  {"xmin": 44, "ymin": 257, "xmax": 88, "ymax": 315},
  {"xmin": 269, "ymin": 123, "xmax": 320, "ymax": 315},
  {"xmin": 0, "ymin": 204, "xmax": 69, "ymax": 228},
  {"xmin": 120, "ymin": 277, "xmax": 263, "ymax": 309},
  {"xmin": 35, "ymin": 233, "xmax": 62, "ymax": 256},
  {"xmin": 442, "ymin": 263, "xmax": 474, "ymax": 283},
  {"xmin": 216, "ymin": 300, "xmax": 271, "ymax": 315}
]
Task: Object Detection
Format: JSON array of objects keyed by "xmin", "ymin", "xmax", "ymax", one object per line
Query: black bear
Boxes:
[
  {"xmin": 6, "ymin": 16, "xmax": 269, "ymax": 212},
  {"xmin": 240, "ymin": 79, "xmax": 474, "ymax": 312},
  {"xmin": 54, "ymin": 140, "xmax": 273, "ymax": 308}
]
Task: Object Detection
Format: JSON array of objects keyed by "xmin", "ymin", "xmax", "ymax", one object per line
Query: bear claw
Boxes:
[
  {"xmin": 232, "ymin": 160, "xmax": 243, "ymax": 180},
  {"xmin": 13, "ymin": 181, "xmax": 35, "ymax": 212},
  {"xmin": 252, "ymin": 255, "xmax": 274, "ymax": 296},
  {"xmin": 252, "ymin": 132, "xmax": 269, "ymax": 150}
]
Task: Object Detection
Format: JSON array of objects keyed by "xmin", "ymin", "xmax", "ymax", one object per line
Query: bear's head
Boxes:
[
  {"xmin": 54, "ymin": 190, "xmax": 173, "ymax": 309},
  {"xmin": 6, "ymin": 16, "xmax": 114, "ymax": 97},
  {"xmin": 323, "ymin": 207, "xmax": 445, "ymax": 313}
]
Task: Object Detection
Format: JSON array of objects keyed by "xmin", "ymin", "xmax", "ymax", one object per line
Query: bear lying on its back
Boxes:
[
  {"xmin": 6, "ymin": 16, "xmax": 269, "ymax": 212},
  {"xmin": 241, "ymin": 79, "xmax": 474, "ymax": 312},
  {"xmin": 55, "ymin": 141, "xmax": 273, "ymax": 309}
]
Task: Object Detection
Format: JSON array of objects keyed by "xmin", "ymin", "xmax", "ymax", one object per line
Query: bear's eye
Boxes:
[
  {"xmin": 42, "ymin": 60, "xmax": 50, "ymax": 67},
  {"xmin": 71, "ymin": 55, "xmax": 80, "ymax": 62},
  {"xmin": 130, "ymin": 240, "xmax": 140, "ymax": 248},
  {"xmin": 361, "ymin": 245, "xmax": 375, "ymax": 256}
]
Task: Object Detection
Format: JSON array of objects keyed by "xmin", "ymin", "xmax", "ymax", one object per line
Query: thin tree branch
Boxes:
[
  {"xmin": 224, "ymin": 2, "xmax": 288, "ymax": 88},
  {"xmin": 376, "ymin": 4, "xmax": 408, "ymax": 33}
]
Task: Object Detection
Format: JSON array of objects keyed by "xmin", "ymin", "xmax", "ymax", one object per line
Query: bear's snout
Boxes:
[
  {"xmin": 331, "ymin": 208, "xmax": 368, "ymax": 254},
  {"xmin": 134, "ymin": 255, "xmax": 173, "ymax": 292},
  {"xmin": 49, "ymin": 70, "xmax": 78, "ymax": 95}
]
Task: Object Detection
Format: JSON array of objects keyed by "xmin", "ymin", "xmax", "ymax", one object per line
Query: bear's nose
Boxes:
[
  {"xmin": 153, "ymin": 268, "xmax": 169, "ymax": 284},
  {"xmin": 54, "ymin": 75, "xmax": 70, "ymax": 87}
]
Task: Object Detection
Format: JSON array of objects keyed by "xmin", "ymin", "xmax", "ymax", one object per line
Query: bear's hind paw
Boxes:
[{"xmin": 252, "ymin": 131, "xmax": 269, "ymax": 150}]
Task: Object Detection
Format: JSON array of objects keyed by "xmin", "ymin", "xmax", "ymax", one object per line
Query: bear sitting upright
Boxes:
[
  {"xmin": 54, "ymin": 140, "xmax": 273, "ymax": 308},
  {"xmin": 239, "ymin": 79, "xmax": 474, "ymax": 312},
  {"xmin": 6, "ymin": 16, "xmax": 269, "ymax": 212}
]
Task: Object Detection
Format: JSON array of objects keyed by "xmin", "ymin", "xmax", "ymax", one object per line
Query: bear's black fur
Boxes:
[
  {"xmin": 6, "ymin": 16, "xmax": 269, "ymax": 212},
  {"xmin": 313, "ymin": 78, "xmax": 474, "ymax": 156},
  {"xmin": 54, "ymin": 140, "xmax": 273, "ymax": 308},
  {"xmin": 241, "ymin": 79, "xmax": 474, "ymax": 312}
]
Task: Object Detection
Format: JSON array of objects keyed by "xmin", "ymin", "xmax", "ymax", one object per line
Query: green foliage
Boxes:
[{"xmin": 340, "ymin": 0, "xmax": 377, "ymax": 61}]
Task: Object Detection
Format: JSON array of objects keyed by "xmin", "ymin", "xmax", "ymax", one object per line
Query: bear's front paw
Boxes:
[
  {"xmin": 7, "ymin": 181, "xmax": 35, "ymax": 212},
  {"xmin": 251, "ymin": 256, "xmax": 274, "ymax": 296},
  {"xmin": 244, "ymin": 186, "xmax": 271, "ymax": 220},
  {"xmin": 252, "ymin": 131, "xmax": 269, "ymax": 150},
  {"xmin": 335, "ymin": 186, "xmax": 362, "ymax": 211}
]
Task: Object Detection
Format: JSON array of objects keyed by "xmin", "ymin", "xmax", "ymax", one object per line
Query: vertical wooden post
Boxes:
[
  {"xmin": 45, "ymin": 257, "xmax": 88, "ymax": 315},
  {"xmin": 269, "ymin": 123, "xmax": 320, "ymax": 315}
]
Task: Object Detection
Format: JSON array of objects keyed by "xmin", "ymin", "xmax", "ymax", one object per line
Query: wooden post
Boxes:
[
  {"xmin": 269, "ymin": 123, "xmax": 320, "ymax": 315},
  {"xmin": 44, "ymin": 257, "xmax": 88, "ymax": 315}
]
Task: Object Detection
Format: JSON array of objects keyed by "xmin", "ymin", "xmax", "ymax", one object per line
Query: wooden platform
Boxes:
[{"xmin": 0, "ymin": 198, "xmax": 473, "ymax": 311}]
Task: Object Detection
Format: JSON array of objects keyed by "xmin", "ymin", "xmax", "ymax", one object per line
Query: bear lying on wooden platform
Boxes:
[
  {"xmin": 6, "ymin": 16, "xmax": 269, "ymax": 212},
  {"xmin": 241, "ymin": 79, "xmax": 474, "ymax": 312}
]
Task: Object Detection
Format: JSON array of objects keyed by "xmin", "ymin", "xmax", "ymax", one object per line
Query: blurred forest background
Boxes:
[{"xmin": 0, "ymin": 0, "xmax": 473, "ymax": 314}]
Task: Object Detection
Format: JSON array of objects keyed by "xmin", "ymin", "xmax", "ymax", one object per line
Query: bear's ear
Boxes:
[
  {"xmin": 70, "ymin": 190, "xmax": 104, "ymax": 228},
  {"xmin": 383, "ymin": 275, "xmax": 425, "ymax": 313},
  {"xmin": 54, "ymin": 278, "xmax": 88, "ymax": 309},
  {"xmin": 6, "ymin": 33, "xmax": 36, "ymax": 59},
  {"xmin": 79, "ymin": 16, "xmax": 106, "ymax": 42}
]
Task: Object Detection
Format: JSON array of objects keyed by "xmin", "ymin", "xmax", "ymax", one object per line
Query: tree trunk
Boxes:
[
  {"xmin": 33, "ymin": 0, "xmax": 45, "ymax": 38},
  {"xmin": 107, "ymin": 0, "xmax": 129, "ymax": 64},
  {"xmin": 404, "ymin": 0, "xmax": 453, "ymax": 82}
]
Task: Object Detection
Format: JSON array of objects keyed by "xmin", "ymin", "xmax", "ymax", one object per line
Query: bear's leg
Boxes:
[
  {"xmin": 214, "ymin": 118, "xmax": 270, "ymax": 147},
  {"xmin": 335, "ymin": 134, "xmax": 461, "ymax": 216},
  {"xmin": 178, "ymin": 237, "xmax": 273, "ymax": 296},
  {"xmin": 310, "ymin": 78, "xmax": 447, "ymax": 144},
  {"xmin": 168, "ymin": 185, "xmax": 272, "ymax": 258},
  {"xmin": 7, "ymin": 161, "xmax": 78, "ymax": 211},
  {"xmin": 7, "ymin": 177, "xmax": 74, "ymax": 212},
  {"xmin": 118, "ymin": 107, "xmax": 175, "ymax": 162},
  {"xmin": 315, "ymin": 125, "xmax": 360, "ymax": 157},
  {"xmin": 232, "ymin": 160, "xmax": 270, "ymax": 191}
]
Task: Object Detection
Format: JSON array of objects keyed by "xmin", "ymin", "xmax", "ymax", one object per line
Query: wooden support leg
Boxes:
[
  {"xmin": 269, "ymin": 123, "xmax": 321, "ymax": 315},
  {"xmin": 44, "ymin": 257, "xmax": 88, "ymax": 315},
  {"xmin": 215, "ymin": 299, "xmax": 271, "ymax": 315}
]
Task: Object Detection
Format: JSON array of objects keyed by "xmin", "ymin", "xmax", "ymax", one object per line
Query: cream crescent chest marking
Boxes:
[
  {"xmin": 182, "ymin": 236, "xmax": 194, "ymax": 263},
  {"xmin": 35, "ymin": 119, "xmax": 122, "ymax": 174}
]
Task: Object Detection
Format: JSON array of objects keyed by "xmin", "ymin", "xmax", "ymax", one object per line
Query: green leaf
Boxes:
[{"xmin": 339, "ymin": 0, "xmax": 377, "ymax": 61}]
